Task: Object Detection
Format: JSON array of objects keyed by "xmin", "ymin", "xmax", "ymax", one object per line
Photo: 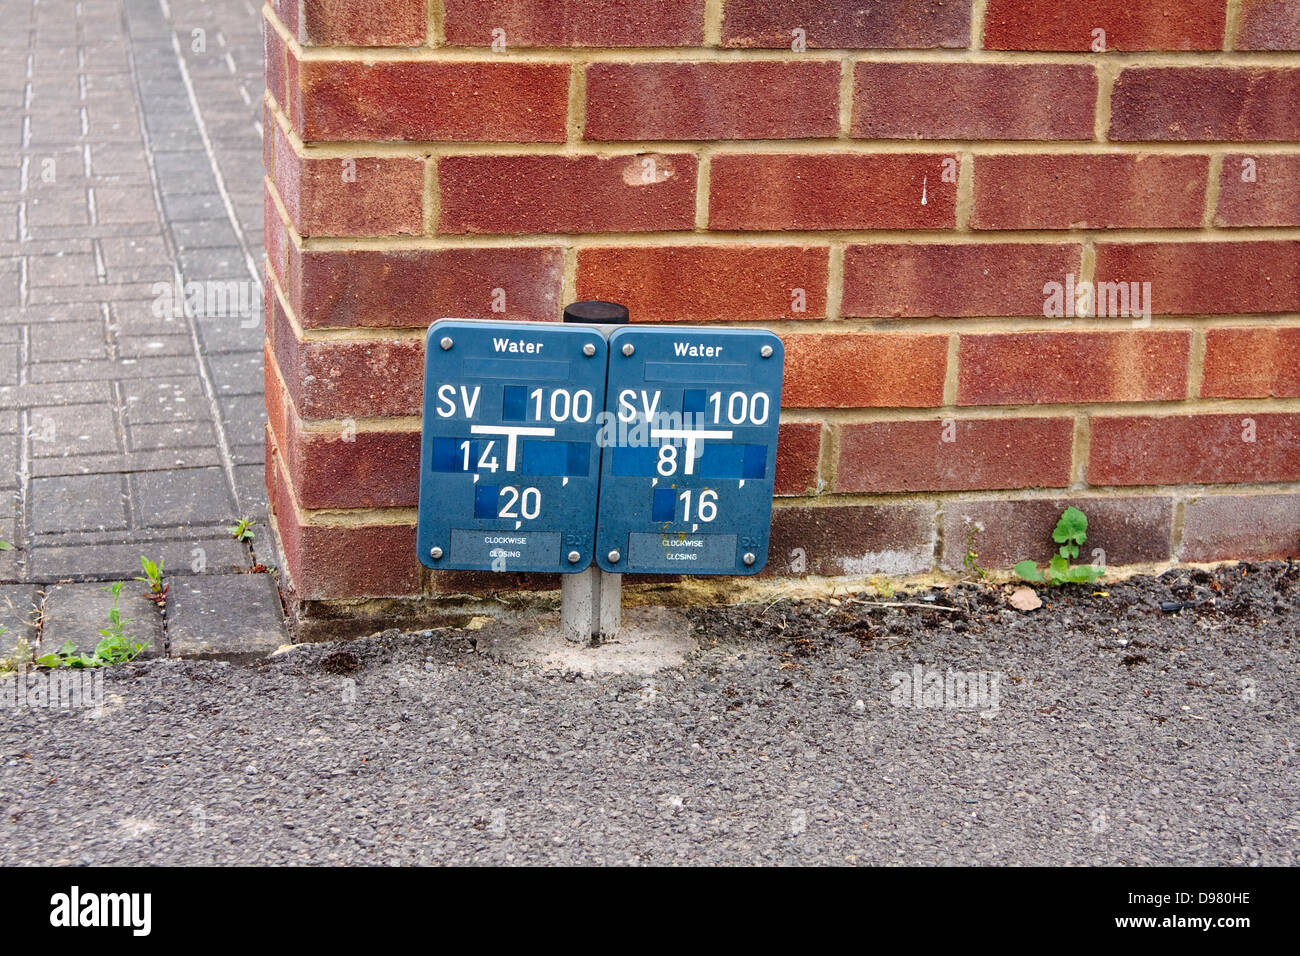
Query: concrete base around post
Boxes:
[
  {"xmin": 561, "ymin": 567, "xmax": 622, "ymax": 644},
  {"xmin": 475, "ymin": 606, "xmax": 694, "ymax": 677}
]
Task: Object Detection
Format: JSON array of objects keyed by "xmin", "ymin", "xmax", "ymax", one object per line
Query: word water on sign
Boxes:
[
  {"xmin": 417, "ymin": 320, "xmax": 607, "ymax": 572},
  {"xmin": 595, "ymin": 327, "xmax": 784, "ymax": 575}
]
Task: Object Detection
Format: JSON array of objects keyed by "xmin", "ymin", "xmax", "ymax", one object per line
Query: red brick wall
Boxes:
[{"xmin": 263, "ymin": 0, "xmax": 1300, "ymax": 605}]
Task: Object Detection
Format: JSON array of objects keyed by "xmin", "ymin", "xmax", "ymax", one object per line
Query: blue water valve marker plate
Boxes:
[
  {"xmin": 417, "ymin": 319, "xmax": 607, "ymax": 572},
  {"xmin": 594, "ymin": 327, "xmax": 784, "ymax": 575}
]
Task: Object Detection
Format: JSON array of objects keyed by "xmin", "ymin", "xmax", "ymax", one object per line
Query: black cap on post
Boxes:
[{"xmin": 563, "ymin": 300, "xmax": 629, "ymax": 324}]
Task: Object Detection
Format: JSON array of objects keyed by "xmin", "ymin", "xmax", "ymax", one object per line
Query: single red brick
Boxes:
[
  {"xmin": 837, "ymin": 417, "xmax": 1074, "ymax": 492},
  {"xmin": 295, "ymin": 60, "xmax": 569, "ymax": 142},
  {"xmin": 273, "ymin": 124, "xmax": 424, "ymax": 237},
  {"xmin": 1094, "ymin": 241, "xmax": 1300, "ymax": 315},
  {"xmin": 984, "ymin": 0, "xmax": 1225, "ymax": 51},
  {"xmin": 1088, "ymin": 413, "xmax": 1300, "ymax": 485},
  {"xmin": 1110, "ymin": 68, "xmax": 1300, "ymax": 142},
  {"xmin": 940, "ymin": 496, "xmax": 1173, "ymax": 570},
  {"xmin": 842, "ymin": 242, "xmax": 1082, "ymax": 318},
  {"xmin": 289, "ymin": 246, "xmax": 563, "ymax": 328},
  {"xmin": 301, "ymin": 0, "xmax": 427, "ymax": 46},
  {"xmin": 443, "ymin": 0, "xmax": 706, "ymax": 46},
  {"xmin": 774, "ymin": 421, "xmax": 823, "ymax": 496},
  {"xmin": 764, "ymin": 504, "xmax": 936, "ymax": 577},
  {"xmin": 268, "ymin": 455, "xmax": 421, "ymax": 601},
  {"xmin": 263, "ymin": 183, "xmax": 289, "ymax": 282},
  {"xmin": 958, "ymin": 331, "xmax": 1191, "ymax": 406},
  {"xmin": 1201, "ymin": 326, "xmax": 1300, "ymax": 398},
  {"xmin": 973, "ymin": 154, "xmax": 1208, "ymax": 230},
  {"xmin": 1180, "ymin": 494, "xmax": 1300, "ymax": 562},
  {"xmin": 438, "ymin": 154, "xmax": 697, "ymax": 235},
  {"xmin": 584, "ymin": 62, "xmax": 840, "ymax": 141},
  {"xmin": 272, "ymin": 303, "xmax": 425, "ymax": 418},
  {"xmin": 297, "ymin": 428, "xmax": 421, "ymax": 509},
  {"xmin": 852, "ymin": 63, "xmax": 1096, "ymax": 141},
  {"xmin": 576, "ymin": 245, "xmax": 828, "ymax": 323},
  {"xmin": 722, "ymin": 0, "xmax": 971, "ymax": 49},
  {"xmin": 1214, "ymin": 154, "xmax": 1300, "ymax": 226},
  {"xmin": 709, "ymin": 153, "xmax": 958, "ymax": 231},
  {"xmin": 1237, "ymin": 0, "xmax": 1300, "ymax": 51},
  {"xmin": 264, "ymin": 14, "xmax": 288, "ymax": 107},
  {"xmin": 782, "ymin": 333, "xmax": 947, "ymax": 408}
]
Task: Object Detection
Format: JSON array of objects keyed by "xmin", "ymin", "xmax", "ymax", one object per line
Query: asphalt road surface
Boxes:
[{"xmin": 1, "ymin": 563, "xmax": 1297, "ymax": 865}]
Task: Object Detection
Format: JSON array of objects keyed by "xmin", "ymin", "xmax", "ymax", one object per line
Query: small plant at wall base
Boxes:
[
  {"xmin": 963, "ymin": 523, "xmax": 987, "ymax": 580},
  {"xmin": 36, "ymin": 583, "xmax": 149, "ymax": 668},
  {"xmin": 229, "ymin": 517, "xmax": 256, "ymax": 543},
  {"xmin": 1014, "ymin": 506, "xmax": 1104, "ymax": 587},
  {"xmin": 0, "ymin": 629, "xmax": 31, "ymax": 674},
  {"xmin": 136, "ymin": 556, "xmax": 167, "ymax": 605}
]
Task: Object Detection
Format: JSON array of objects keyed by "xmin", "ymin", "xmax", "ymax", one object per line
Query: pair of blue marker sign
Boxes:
[{"xmin": 417, "ymin": 319, "xmax": 785, "ymax": 576}]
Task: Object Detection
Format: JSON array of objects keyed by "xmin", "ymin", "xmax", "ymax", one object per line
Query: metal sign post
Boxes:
[
  {"xmin": 557, "ymin": 301, "xmax": 628, "ymax": 645},
  {"xmin": 415, "ymin": 301, "xmax": 785, "ymax": 650}
]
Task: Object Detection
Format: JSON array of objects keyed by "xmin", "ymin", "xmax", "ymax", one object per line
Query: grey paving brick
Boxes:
[
  {"xmin": 165, "ymin": 572, "xmax": 284, "ymax": 661},
  {"xmin": 195, "ymin": 310, "xmax": 263, "ymax": 353},
  {"xmin": 30, "ymin": 473, "xmax": 127, "ymax": 534},
  {"xmin": 129, "ymin": 466, "xmax": 235, "ymax": 528},
  {"xmin": 128, "ymin": 418, "xmax": 217, "ymax": 452},
  {"xmin": 26, "ymin": 254, "xmax": 100, "ymax": 287},
  {"xmin": 39, "ymin": 581, "xmax": 163, "ymax": 658},
  {"xmin": 121, "ymin": 376, "xmax": 210, "ymax": 423},
  {"xmin": 29, "ymin": 403, "xmax": 121, "ymax": 458},
  {"xmin": 209, "ymin": 350, "xmax": 262, "ymax": 396},
  {"xmin": 118, "ymin": 333, "xmax": 194, "ymax": 358},
  {"xmin": 217, "ymin": 393, "xmax": 266, "ymax": 448},
  {"xmin": 0, "ymin": 381, "xmax": 113, "ymax": 409},
  {"xmin": 28, "ymin": 359, "xmax": 119, "ymax": 384},
  {"xmin": 27, "ymin": 536, "xmax": 246, "ymax": 583}
]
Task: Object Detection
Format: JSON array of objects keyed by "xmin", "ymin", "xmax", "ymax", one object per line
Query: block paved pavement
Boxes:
[{"xmin": 0, "ymin": 0, "xmax": 283, "ymax": 660}]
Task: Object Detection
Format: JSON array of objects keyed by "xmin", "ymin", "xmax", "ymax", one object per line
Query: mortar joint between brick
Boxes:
[
  {"xmin": 566, "ymin": 61, "xmax": 587, "ymax": 145},
  {"xmin": 837, "ymin": 57, "xmax": 855, "ymax": 137},
  {"xmin": 825, "ymin": 242, "xmax": 845, "ymax": 320},
  {"xmin": 971, "ymin": 0, "xmax": 989, "ymax": 51},
  {"xmin": 695, "ymin": 151, "xmax": 711, "ymax": 231},
  {"xmin": 1203, "ymin": 154, "xmax": 1225, "ymax": 228},
  {"xmin": 1225, "ymin": 0, "xmax": 1244, "ymax": 52},
  {"xmin": 821, "ymin": 420, "xmax": 840, "ymax": 495},
  {"xmin": 1170, "ymin": 497, "xmax": 1188, "ymax": 559},
  {"xmin": 561, "ymin": 245, "xmax": 578, "ymax": 310},
  {"xmin": 1071, "ymin": 414, "xmax": 1092, "ymax": 489},
  {"xmin": 703, "ymin": 0, "xmax": 724, "ymax": 46},
  {"xmin": 423, "ymin": 154, "xmax": 439, "ymax": 235},
  {"xmin": 956, "ymin": 152, "xmax": 975, "ymax": 230},
  {"xmin": 1093, "ymin": 61, "xmax": 1120, "ymax": 143},
  {"xmin": 428, "ymin": 0, "xmax": 446, "ymax": 47},
  {"xmin": 943, "ymin": 334, "xmax": 961, "ymax": 406},
  {"xmin": 1187, "ymin": 328, "xmax": 1208, "ymax": 399}
]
